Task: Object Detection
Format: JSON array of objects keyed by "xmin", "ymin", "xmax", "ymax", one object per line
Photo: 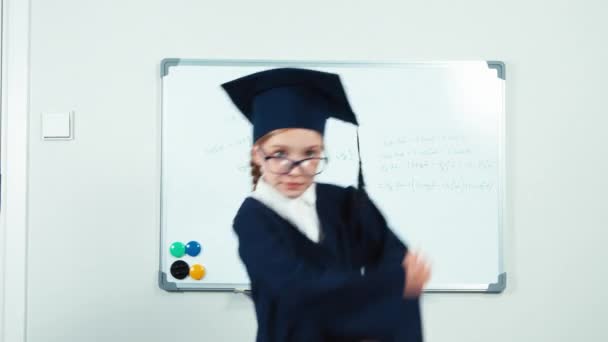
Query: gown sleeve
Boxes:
[
  {"xmin": 348, "ymin": 186, "xmax": 409, "ymax": 269},
  {"xmin": 233, "ymin": 204, "xmax": 406, "ymax": 321},
  {"xmin": 323, "ymin": 187, "xmax": 423, "ymax": 340}
]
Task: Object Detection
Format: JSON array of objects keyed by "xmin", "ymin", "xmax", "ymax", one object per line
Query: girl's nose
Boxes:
[{"xmin": 287, "ymin": 163, "xmax": 304, "ymax": 176}]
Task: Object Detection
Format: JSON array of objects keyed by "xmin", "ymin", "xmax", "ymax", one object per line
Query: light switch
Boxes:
[{"xmin": 42, "ymin": 112, "xmax": 72, "ymax": 140}]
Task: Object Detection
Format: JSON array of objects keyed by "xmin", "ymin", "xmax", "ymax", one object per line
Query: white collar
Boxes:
[{"xmin": 250, "ymin": 176, "xmax": 320, "ymax": 243}]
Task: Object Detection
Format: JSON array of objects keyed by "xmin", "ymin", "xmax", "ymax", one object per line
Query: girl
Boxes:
[{"xmin": 222, "ymin": 67, "xmax": 431, "ymax": 342}]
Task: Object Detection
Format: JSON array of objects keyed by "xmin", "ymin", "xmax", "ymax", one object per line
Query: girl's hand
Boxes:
[{"xmin": 402, "ymin": 250, "xmax": 431, "ymax": 298}]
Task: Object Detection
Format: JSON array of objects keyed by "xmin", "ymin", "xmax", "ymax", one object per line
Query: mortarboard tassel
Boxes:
[{"xmin": 356, "ymin": 128, "xmax": 365, "ymax": 190}]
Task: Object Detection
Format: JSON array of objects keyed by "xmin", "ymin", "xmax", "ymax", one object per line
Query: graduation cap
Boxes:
[{"xmin": 221, "ymin": 67, "xmax": 366, "ymax": 189}]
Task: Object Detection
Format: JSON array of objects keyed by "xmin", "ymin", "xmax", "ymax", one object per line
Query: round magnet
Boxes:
[
  {"xmin": 185, "ymin": 241, "xmax": 202, "ymax": 257},
  {"xmin": 189, "ymin": 264, "xmax": 206, "ymax": 280},
  {"xmin": 170, "ymin": 260, "xmax": 189, "ymax": 280},
  {"xmin": 170, "ymin": 242, "xmax": 185, "ymax": 258}
]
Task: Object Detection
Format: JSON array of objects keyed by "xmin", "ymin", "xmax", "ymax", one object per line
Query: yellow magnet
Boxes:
[{"xmin": 189, "ymin": 264, "xmax": 206, "ymax": 280}]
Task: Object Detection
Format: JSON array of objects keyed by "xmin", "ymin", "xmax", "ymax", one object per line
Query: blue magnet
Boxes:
[{"xmin": 185, "ymin": 241, "xmax": 202, "ymax": 257}]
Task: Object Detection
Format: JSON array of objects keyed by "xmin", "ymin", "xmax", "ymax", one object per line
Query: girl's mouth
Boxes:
[{"xmin": 285, "ymin": 182, "xmax": 303, "ymax": 189}]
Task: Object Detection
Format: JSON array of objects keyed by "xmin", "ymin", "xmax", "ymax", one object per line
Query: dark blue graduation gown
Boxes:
[{"xmin": 233, "ymin": 182, "xmax": 423, "ymax": 342}]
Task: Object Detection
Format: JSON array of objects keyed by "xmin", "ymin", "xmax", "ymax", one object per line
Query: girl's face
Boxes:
[{"xmin": 253, "ymin": 128, "xmax": 324, "ymax": 198}]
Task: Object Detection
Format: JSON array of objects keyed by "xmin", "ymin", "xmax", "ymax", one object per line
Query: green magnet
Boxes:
[{"xmin": 170, "ymin": 242, "xmax": 186, "ymax": 258}]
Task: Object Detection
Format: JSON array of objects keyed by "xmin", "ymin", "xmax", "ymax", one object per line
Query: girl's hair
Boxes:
[
  {"xmin": 250, "ymin": 128, "xmax": 290, "ymax": 190},
  {"xmin": 250, "ymin": 158, "xmax": 262, "ymax": 191}
]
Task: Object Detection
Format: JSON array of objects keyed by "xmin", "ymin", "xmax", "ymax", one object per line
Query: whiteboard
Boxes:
[{"xmin": 158, "ymin": 59, "xmax": 506, "ymax": 293}]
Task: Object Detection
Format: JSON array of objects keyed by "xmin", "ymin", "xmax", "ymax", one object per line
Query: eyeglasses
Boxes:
[{"xmin": 258, "ymin": 149, "xmax": 328, "ymax": 176}]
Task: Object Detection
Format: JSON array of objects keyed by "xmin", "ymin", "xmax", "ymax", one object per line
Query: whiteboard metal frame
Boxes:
[{"xmin": 158, "ymin": 59, "xmax": 507, "ymax": 294}]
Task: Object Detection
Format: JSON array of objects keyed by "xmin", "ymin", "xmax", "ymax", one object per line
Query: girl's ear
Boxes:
[{"xmin": 251, "ymin": 145, "xmax": 262, "ymax": 166}]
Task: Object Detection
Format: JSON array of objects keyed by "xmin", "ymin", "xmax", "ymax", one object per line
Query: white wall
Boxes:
[{"xmin": 16, "ymin": 0, "xmax": 608, "ymax": 341}]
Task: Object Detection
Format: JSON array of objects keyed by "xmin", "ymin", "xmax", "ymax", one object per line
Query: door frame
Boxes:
[{"xmin": 1, "ymin": 0, "xmax": 30, "ymax": 341}]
